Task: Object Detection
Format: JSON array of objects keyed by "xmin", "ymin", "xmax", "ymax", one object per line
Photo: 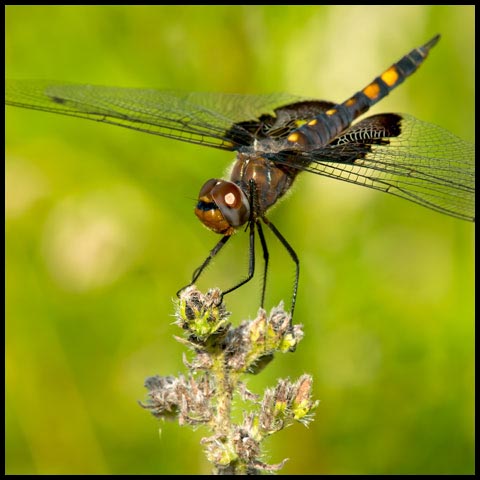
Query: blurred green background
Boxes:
[{"xmin": 5, "ymin": 5, "xmax": 474, "ymax": 475}]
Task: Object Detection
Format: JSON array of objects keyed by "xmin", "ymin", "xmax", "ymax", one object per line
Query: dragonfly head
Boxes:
[{"xmin": 194, "ymin": 179, "xmax": 250, "ymax": 235}]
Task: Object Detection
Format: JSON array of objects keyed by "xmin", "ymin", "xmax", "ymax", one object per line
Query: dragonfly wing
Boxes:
[
  {"xmin": 273, "ymin": 114, "xmax": 475, "ymax": 221},
  {"xmin": 6, "ymin": 80, "xmax": 305, "ymax": 151}
]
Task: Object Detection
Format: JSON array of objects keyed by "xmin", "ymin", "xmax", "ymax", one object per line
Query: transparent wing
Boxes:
[
  {"xmin": 275, "ymin": 114, "xmax": 475, "ymax": 221},
  {"xmin": 6, "ymin": 79, "xmax": 304, "ymax": 150},
  {"xmin": 6, "ymin": 81, "xmax": 475, "ymax": 221}
]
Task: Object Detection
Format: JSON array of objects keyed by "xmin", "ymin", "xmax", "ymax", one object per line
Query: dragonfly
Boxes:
[{"xmin": 5, "ymin": 34, "xmax": 475, "ymax": 318}]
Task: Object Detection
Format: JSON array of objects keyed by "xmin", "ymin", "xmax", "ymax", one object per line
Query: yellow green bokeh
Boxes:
[{"xmin": 6, "ymin": 5, "xmax": 474, "ymax": 474}]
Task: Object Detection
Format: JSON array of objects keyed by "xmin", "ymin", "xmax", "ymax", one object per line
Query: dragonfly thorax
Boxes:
[{"xmin": 230, "ymin": 152, "xmax": 298, "ymax": 215}]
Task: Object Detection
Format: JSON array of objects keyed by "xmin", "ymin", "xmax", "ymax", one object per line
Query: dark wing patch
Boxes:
[
  {"xmin": 329, "ymin": 113, "xmax": 403, "ymax": 161},
  {"xmin": 226, "ymin": 100, "xmax": 337, "ymax": 143}
]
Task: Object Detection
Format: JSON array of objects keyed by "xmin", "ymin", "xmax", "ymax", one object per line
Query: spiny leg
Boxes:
[
  {"xmin": 220, "ymin": 178, "xmax": 259, "ymax": 298},
  {"xmin": 176, "ymin": 234, "xmax": 231, "ymax": 297},
  {"xmin": 221, "ymin": 217, "xmax": 256, "ymax": 296},
  {"xmin": 261, "ymin": 216, "xmax": 299, "ymax": 317},
  {"xmin": 256, "ymin": 220, "xmax": 269, "ymax": 309}
]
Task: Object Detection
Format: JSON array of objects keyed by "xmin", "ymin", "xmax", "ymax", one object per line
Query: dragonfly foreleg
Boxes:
[{"xmin": 176, "ymin": 234, "xmax": 231, "ymax": 298}]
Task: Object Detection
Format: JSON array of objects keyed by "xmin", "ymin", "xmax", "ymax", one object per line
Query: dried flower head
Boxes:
[{"xmin": 140, "ymin": 286, "xmax": 318, "ymax": 474}]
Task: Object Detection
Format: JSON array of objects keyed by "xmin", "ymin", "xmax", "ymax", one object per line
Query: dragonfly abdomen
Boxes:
[
  {"xmin": 286, "ymin": 35, "xmax": 441, "ymax": 150},
  {"xmin": 340, "ymin": 34, "xmax": 440, "ymax": 120}
]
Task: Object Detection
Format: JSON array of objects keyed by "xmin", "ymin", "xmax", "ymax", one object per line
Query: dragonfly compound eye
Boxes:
[{"xmin": 194, "ymin": 179, "xmax": 250, "ymax": 235}]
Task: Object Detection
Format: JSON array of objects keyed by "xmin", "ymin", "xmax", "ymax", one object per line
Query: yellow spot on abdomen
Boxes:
[
  {"xmin": 287, "ymin": 132, "xmax": 300, "ymax": 143},
  {"xmin": 326, "ymin": 108, "xmax": 336, "ymax": 115},
  {"xmin": 345, "ymin": 97, "xmax": 356, "ymax": 107},
  {"xmin": 381, "ymin": 67, "xmax": 399, "ymax": 87},
  {"xmin": 307, "ymin": 119, "xmax": 317, "ymax": 126},
  {"xmin": 363, "ymin": 82, "xmax": 381, "ymax": 100}
]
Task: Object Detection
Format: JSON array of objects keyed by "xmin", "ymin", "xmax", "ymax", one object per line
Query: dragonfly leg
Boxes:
[
  {"xmin": 219, "ymin": 178, "xmax": 259, "ymax": 298},
  {"xmin": 261, "ymin": 217, "xmax": 299, "ymax": 318},
  {"xmin": 176, "ymin": 234, "xmax": 231, "ymax": 297},
  {"xmin": 256, "ymin": 220, "xmax": 269, "ymax": 309},
  {"xmin": 176, "ymin": 218, "xmax": 257, "ymax": 302},
  {"xmin": 221, "ymin": 217, "xmax": 256, "ymax": 296}
]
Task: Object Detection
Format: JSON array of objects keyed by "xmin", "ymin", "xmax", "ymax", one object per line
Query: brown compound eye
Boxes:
[
  {"xmin": 197, "ymin": 178, "xmax": 219, "ymax": 198},
  {"xmin": 194, "ymin": 179, "xmax": 250, "ymax": 235},
  {"xmin": 211, "ymin": 181, "xmax": 250, "ymax": 227}
]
